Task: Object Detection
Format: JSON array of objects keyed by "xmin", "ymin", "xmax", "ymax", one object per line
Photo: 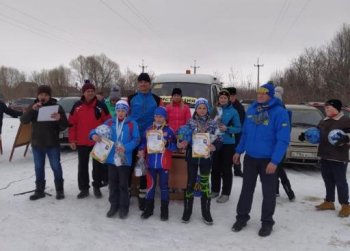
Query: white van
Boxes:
[{"xmin": 152, "ymin": 73, "xmax": 222, "ymax": 113}]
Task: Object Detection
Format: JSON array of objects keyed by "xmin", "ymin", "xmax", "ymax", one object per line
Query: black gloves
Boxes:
[
  {"xmin": 298, "ymin": 132, "xmax": 306, "ymax": 142},
  {"xmin": 335, "ymin": 132, "xmax": 350, "ymax": 146}
]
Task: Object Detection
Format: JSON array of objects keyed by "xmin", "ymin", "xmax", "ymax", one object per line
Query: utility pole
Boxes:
[
  {"xmin": 254, "ymin": 58, "xmax": 264, "ymax": 89},
  {"xmin": 139, "ymin": 59, "xmax": 147, "ymax": 73},
  {"xmin": 191, "ymin": 60, "xmax": 200, "ymax": 74}
]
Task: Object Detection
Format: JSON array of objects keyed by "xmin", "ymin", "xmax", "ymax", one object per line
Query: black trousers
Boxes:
[
  {"xmin": 77, "ymin": 146, "xmax": 107, "ymax": 191},
  {"xmin": 211, "ymin": 144, "xmax": 235, "ymax": 195},
  {"xmin": 108, "ymin": 165, "xmax": 131, "ymax": 210},
  {"xmin": 236, "ymin": 155, "xmax": 277, "ymax": 225},
  {"xmin": 321, "ymin": 159, "xmax": 349, "ymax": 205},
  {"xmin": 276, "ymin": 165, "xmax": 292, "ymax": 193},
  {"xmin": 233, "ymin": 135, "xmax": 242, "ymax": 172},
  {"xmin": 186, "ymin": 162, "xmax": 211, "ymax": 198}
]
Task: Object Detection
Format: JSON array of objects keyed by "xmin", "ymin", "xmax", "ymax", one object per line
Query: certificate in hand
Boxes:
[
  {"xmin": 192, "ymin": 133, "xmax": 210, "ymax": 158},
  {"xmin": 146, "ymin": 130, "xmax": 165, "ymax": 154},
  {"xmin": 90, "ymin": 137, "xmax": 114, "ymax": 163},
  {"xmin": 37, "ymin": 105, "xmax": 59, "ymax": 122}
]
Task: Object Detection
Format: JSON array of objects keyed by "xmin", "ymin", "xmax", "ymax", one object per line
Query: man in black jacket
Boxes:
[
  {"xmin": 226, "ymin": 87, "xmax": 245, "ymax": 177},
  {"xmin": 21, "ymin": 85, "xmax": 68, "ymax": 200}
]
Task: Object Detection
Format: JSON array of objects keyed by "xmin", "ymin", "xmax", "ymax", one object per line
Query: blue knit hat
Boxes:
[
  {"xmin": 195, "ymin": 97, "xmax": 209, "ymax": 111},
  {"xmin": 257, "ymin": 82, "xmax": 275, "ymax": 98},
  {"xmin": 115, "ymin": 100, "xmax": 129, "ymax": 113},
  {"xmin": 154, "ymin": 106, "xmax": 167, "ymax": 118}
]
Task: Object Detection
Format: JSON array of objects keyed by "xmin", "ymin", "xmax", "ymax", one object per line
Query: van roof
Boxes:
[
  {"xmin": 153, "ymin": 73, "xmax": 221, "ymax": 85},
  {"xmin": 286, "ymin": 104, "xmax": 320, "ymax": 110}
]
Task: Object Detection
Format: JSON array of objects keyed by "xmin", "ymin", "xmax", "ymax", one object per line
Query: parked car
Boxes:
[
  {"xmin": 152, "ymin": 73, "xmax": 222, "ymax": 114},
  {"xmin": 284, "ymin": 104, "xmax": 325, "ymax": 166},
  {"xmin": 57, "ymin": 97, "xmax": 80, "ymax": 146},
  {"xmin": 8, "ymin": 97, "xmax": 36, "ymax": 112}
]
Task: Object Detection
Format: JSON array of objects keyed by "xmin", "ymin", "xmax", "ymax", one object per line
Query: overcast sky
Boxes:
[{"xmin": 0, "ymin": 0, "xmax": 349, "ymax": 86}]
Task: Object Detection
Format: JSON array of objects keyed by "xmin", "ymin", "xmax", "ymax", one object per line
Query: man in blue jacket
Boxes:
[
  {"xmin": 128, "ymin": 73, "xmax": 162, "ymax": 210},
  {"xmin": 231, "ymin": 82, "xmax": 291, "ymax": 237}
]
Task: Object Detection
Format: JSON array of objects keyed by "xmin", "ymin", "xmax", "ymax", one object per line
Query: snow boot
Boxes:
[
  {"xmin": 338, "ymin": 204, "xmax": 350, "ymax": 217},
  {"xmin": 106, "ymin": 205, "xmax": 119, "ymax": 218},
  {"xmin": 282, "ymin": 181, "xmax": 295, "ymax": 201},
  {"xmin": 119, "ymin": 208, "xmax": 129, "ymax": 219},
  {"xmin": 231, "ymin": 220, "xmax": 247, "ymax": 232},
  {"xmin": 29, "ymin": 181, "xmax": 46, "ymax": 200},
  {"xmin": 77, "ymin": 189, "xmax": 89, "ymax": 199},
  {"xmin": 55, "ymin": 180, "xmax": 65, "ymax": 200},
  {"xmin": 201, "ymin": 197, "xmax": 213, "ymax": 225},
  {"xmin": 141, "ymin": 199, "xmax": 154, "ymax": 219},
  {"xmin": 181, "ymin": 197, "xmax": 194, "ymax": 223},
  {"xmin": 258, "ymin": 224, "xmax": 273, "ymax": 237},
  {"xmin": 93, "ymin": 187, "xmax": 102, "ymax": 198},
  {"xmin": 315, "ymin": 200, "xmax": 335, "ymax": 210}
]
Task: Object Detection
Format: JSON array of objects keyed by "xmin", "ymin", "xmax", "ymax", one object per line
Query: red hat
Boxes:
[{"xmin": 82, "ymin": 80, "xmax": 95, "ymax": 93}]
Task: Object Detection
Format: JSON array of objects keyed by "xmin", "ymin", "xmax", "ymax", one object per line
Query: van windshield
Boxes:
[{"xmin": 152, "ymin": 82, "xmax": 211, "ymax": 108}]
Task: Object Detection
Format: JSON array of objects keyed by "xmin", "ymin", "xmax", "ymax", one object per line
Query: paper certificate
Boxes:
[
  {"xmin": 90, "ymin": 137, "xmax": 114, "ymax": 163},
  {"xmin": 37, "ymin": 105, "xmax": 59, "ymax": 122},
  {"xmin": 147, "ymin": 130, "xmax": 165, "ymax": 154},
  {"xmin": 192, "ymin": 133, "xmax": 210, "ymax": 158}
]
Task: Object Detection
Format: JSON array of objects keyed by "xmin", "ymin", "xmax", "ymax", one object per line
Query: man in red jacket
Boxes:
[{"xmin": 69, "ymin": 80, "xmax": 111, "ymax": 199}]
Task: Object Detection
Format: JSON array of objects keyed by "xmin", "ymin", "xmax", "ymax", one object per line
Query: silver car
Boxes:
[
  {"xmin": 285, "ymin": 104, "xmax": 324, "ymax": 166},
  {"xmin": 57, "ymin": 97, "xmax": 80, "ymax": 146}
]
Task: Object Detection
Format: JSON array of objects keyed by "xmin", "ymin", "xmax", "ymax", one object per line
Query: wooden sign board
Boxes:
[{"xmin": 9, "ymin": 123, "xmax": 32, "ymax": 161}]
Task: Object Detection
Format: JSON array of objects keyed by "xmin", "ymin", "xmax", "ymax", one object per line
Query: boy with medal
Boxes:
[
  {"xmin": 138, "ymin": 107, "xmax": 177, "ymax": 221},
  {"xmin": 90, "ymin": 100, "xmax": 140, "ymax": 219}
]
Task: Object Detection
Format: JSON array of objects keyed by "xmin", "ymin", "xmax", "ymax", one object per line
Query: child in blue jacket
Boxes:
[
  {"xmin": 90, "ymin": 100, "xmax": 140, "ymax": 219},
  {"xmin": 138, "ymin": 107, "xmax": 177, "ymax": 221}
]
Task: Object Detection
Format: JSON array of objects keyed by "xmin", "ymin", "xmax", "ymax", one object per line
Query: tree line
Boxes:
[
  {"xmin": 0, "ymin": 54, "xmax": 139, "ymax": 100},
  {"xmin": 271, "ymin": 24, "xmax": 350, "ymax": 104}
]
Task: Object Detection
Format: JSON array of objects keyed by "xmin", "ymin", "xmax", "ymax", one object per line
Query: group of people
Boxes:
[{"xmin": 3, "ymin": 73, "xmax": 348, "ymax": 237}]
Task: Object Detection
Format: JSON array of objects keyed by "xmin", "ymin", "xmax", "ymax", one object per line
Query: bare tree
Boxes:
[
  {"xmin": 0, "ymin": 66, "xmax": 26, "ymax": 99},
  {"xmin": 70, "ymin": 54, "xmax": 121, "ymax": 90},
  {"xmin": 30, "ymin": 66, "xmax": 72, "ymax": 96}
]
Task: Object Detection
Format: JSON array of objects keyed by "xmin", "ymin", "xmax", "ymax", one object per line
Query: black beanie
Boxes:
[
  {"xmin": 37, "ymin": 85, "xmax": 52, "ymax": 96},
  {"xmin": 137, "ymin": 73, "xmax": 151, "ymax": 82},
  {"xmin": 325, "ymin": 99, "xmax": 342, "ymax": 112},
  {"xmin": 219, "ymin": 89, "xmax": 230, "ymax": 98},
  {"xmin": 171, "ymin": 88, "xmax": 182, "ymax": 96},
  {"xmin": 226, "ymin": 87, "xmax": 237, "ymax": 95}
]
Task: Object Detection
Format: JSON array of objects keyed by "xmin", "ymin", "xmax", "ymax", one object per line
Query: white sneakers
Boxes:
[
  {"xmin": 216, "ymin": 195, "xmax": 229, "ymax": 203},
  {"xmin": 210, "ymin": 192, "xmax": 219, "ymax": 199}
]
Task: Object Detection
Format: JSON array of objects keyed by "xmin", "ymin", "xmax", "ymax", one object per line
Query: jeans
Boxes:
[
  {"xmin": 321, "ymin": 159, "xmax": 349, "ymax": 205},
  {"xmin": 32, "ymin": 146, "xmax": 63, "ymax": 183}
]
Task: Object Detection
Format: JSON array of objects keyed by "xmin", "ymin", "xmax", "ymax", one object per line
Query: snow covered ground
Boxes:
[{"xmin": 0, "ymin": 117, "xmax": 350, "ymax": 251}]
